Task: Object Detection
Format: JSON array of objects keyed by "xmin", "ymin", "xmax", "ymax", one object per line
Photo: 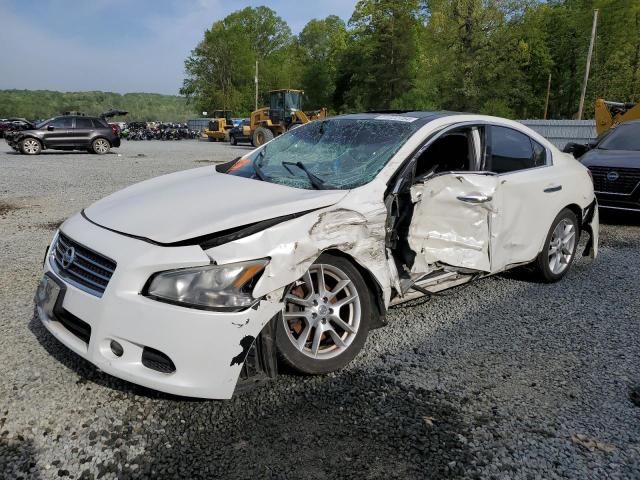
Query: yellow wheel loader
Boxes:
[
  {"xmin": 250, "ymin": 89, "xmax": 327, "ymax": 147},
  {"xmin": 204, "ymin": 110, "xmax": 234, "ymax": 142},
  {"xmin": 594, "ymin": 98, "xmax": 640, "ymax": 136}
]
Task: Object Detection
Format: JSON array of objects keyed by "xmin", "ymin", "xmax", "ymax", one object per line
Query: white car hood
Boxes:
[{"xmin": 84, "ymin": 166, "xmax": 348, "ymax": 244}]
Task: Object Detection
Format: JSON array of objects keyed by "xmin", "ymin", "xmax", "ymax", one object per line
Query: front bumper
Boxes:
[
  {"xmin": 35, "ymin": 213, "xmax": 281, "ymax": 399},
  {"xmin": 595, "ymin": 191, "xmax": 640, "ymax": 212}
]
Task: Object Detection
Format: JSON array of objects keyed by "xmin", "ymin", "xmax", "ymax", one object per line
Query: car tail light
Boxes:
[{"xmin": 111, "ymin": 124, "xmax": 119, "ymax": 135}]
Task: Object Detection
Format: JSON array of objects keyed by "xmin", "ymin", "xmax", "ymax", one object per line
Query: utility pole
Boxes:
[
  {"xmin": 578, "ymin": 9, "xmax": 598, "ymax": 120},
  {"xmin": 255, "ymin": 60, "xmax": 259, "ymax": 111},
  {"xmin": 544, "ymin": 73, "xmax": 552, "ymax": 119}
]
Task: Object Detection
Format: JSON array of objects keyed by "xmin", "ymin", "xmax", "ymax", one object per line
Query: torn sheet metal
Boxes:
[
  {"xmin": 407, "ymin": 174, "xmax": 500, "ymax": 273},
  {"xmin": 205, "ymin": 185, "xmax": 395, "ymax": 308}
]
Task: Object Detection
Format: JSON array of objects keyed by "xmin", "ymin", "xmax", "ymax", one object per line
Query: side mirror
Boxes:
[
  {"xmin": 47, "ymin": 125, "xmax": 55, "ymax": 131},
  {"xmin": 562, "ymin": 142, "xmax": 589, "ymax": 158}
]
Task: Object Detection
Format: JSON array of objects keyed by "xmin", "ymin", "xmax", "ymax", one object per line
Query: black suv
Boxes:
[
  {"xmin": 566, "ymin": 120, "xmax": 640, "ymax": 212},
  {"xmin": 5, "ymin": 115, "xmax": 121, "ymax": 155}
]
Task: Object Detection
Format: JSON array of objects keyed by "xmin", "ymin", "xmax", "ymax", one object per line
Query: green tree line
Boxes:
[
  {"xmin": 0, "ymin": 90, "xmax": 197, "ymax": 122},
  {"xmin": 182, "ymin": 0, "xmax": 640, "ymax": 119}
]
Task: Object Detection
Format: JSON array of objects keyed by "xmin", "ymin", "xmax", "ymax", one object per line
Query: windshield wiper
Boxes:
[
  {"xmin": 282, "ymin": 161, "xmax": 325, "ymax": 189},
  {"xmin": 252, "ymin": 148, "xmax": 267, "ymax": 181}
]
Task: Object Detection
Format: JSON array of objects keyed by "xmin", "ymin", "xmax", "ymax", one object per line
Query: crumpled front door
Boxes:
[{"xmin": 408, "ymin": 173, "xmax": 501, "ymax": 273}]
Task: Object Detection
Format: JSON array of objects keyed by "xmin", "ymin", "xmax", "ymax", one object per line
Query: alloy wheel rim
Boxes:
[
  {"xmin": 548, "ymin": 219, "xmax": 576, "ymax": 274},
  {"xmin": 24, "ymin": 139, "xmax": 39, "ymax": 154},
  {"xmin": 283, "ymin": 264, "xmax": 361, "ymax": 360},
  {"xmin": 95, "ymin": 139, "xmax": 108, "ymax": 153}
]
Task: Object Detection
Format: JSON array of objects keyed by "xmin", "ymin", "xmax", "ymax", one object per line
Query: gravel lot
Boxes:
[{"xmin": 1, "ymin": 140, "xmax": 639, "ymax": 479}]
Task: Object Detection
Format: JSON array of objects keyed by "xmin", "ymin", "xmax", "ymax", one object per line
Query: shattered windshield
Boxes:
[{"xmin": 225, "ymin": 118, "xmax": 416, "ymax": 190}]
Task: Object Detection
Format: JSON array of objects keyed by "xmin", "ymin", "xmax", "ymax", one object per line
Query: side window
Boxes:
[
  {"xmin": 92, "ymin": 118, "xmax": 108, "ymax": 128},
  {"xmin": 488, "ymin": 126, "xmax": 536, "ymax": 173},
  {"xmin": 75, "ymin": 117, "xmax": 93, "ymax": 129},
  {"xmin": 414, "ymin": 126, "xmax": 478, "ymax": 179},
  {"xmin": 50, "ymin": 117, "xmax": 73, "ymax": 128},
  {"xmin": 531, "ymin": 139, "xmax": 547, "ymax": 167}
]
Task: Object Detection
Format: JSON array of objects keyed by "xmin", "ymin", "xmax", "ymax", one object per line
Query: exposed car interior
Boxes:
[
  {"xmin": 414, "ymin": 128, "xmax": 479, "ymax": 179},
  {"xmin": 388, "ymin": 126, "xmax": 482, "ymax": 279}
]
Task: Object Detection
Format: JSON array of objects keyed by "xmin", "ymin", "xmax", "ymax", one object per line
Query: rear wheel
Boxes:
[
  {"xmin": 276, "ymin": 254, "xmax": 372, "ymax": 374},
  {"xmin": 91, "ymin": 138, "xmax": 111, "ymax": 155},
  {"xmin": 20, "ymin": 138, "xmax": 41, "ymax": 155},
  {"xmin": 252, "ymin": 126, "xmax": 274, "ymax": 147},
  {"xmin": 534, "ymin": 208, "xmax": 579, "ymax": 282},
  {"xmin": 229, "ymin": 134, "xmax": 237, "ymax": 146}
]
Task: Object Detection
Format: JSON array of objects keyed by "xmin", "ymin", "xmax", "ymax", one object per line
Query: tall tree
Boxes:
[
  {"xmin": 298, "ymin": 16, "xmax": 348, "ymax": 110},
  {"xmin": 336, "ymin": 0, "xmax": 427, "ymax": 111},
  {"xmin": 181, "ymin": 7, "xmax": 293, "ymax": 116}
]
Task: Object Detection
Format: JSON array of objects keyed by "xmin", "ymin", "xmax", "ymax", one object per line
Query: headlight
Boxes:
[{"xmin": 146, "ymin": 259, "xmax": 268, "ymax": 310}]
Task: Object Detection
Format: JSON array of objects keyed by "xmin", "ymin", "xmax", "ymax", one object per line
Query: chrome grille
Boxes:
[
  {"xmin": 588, "ymin": 166, "xmax": 640, "ymax": 195},
  {"xmin": 52, "ymin": 232, "xmax": 116, "ymax": 296}
]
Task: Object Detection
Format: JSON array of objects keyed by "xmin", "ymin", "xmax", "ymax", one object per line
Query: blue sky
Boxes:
[{"xmin": 0, "ymin": 0, "xmax": 358, "ymax": 94}]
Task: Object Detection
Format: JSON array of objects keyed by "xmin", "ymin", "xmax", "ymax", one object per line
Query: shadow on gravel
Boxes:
[
  {"xmin": 0, "ymin": 435, "xmax": 39, "ymax": 479},
  {"xmin": 28, "ymin": 312, "xmax": 472, "ymax": 478},
  {"xmin": 101, "ymin": 371, "xmax": 471, "ymax": 479},
  {"xmin": 4, "ymin": 151, "xmax": 96, "ymax": 156}
]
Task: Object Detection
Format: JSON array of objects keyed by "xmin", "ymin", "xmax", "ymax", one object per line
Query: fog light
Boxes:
[{"xmin": 110, "ymin": 340, "xmax": 123, "ymax": 357}]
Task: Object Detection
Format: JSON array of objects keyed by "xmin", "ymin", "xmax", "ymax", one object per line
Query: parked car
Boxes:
[
  {"xmin": 228, "ymin": 118, "xmax": 252, "ymax": 145},
  {"xmin": 35, "ymin": 112, "xmax": 598, "ymax": 399},
  {"xmin": 5, "ymin": 115, "xmax": 121, "ymax": 155},
  {"xmin": 565, "ymin": 120, "xmax": 640, "ymax": 212}
]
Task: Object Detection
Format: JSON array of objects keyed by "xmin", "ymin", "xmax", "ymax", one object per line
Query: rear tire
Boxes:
[
  {"xmin": 252, "ymin": 126, "xmax": 274, "ymax": 147},
  {"xmin": 229, "ymin": 135, "xmax": 237, "ymax": 146},
  {"xmin": 91, "ymin": 138, "xmax": 111, "ymax": 155},
  {"xmin": 20, "ymin": 138, "xmax": 41, "ymax": 155},
  {"xmin": 533, "ymin": 208, "xmax": 579, "ymax": 283},
  {"xmin": 275, "ymin": 253, "xmax": 372, "ymax": 375}
]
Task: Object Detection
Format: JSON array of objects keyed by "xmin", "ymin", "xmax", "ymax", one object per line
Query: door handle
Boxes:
[
  {"xmin": 457, "ymin": 194, "xmax": 492, "ymax": 204},
  {"xmin": 544, "ymin": 185, "xmax": 562, "ymax": 193}
]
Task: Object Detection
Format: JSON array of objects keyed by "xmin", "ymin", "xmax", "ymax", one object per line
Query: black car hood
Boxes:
[{"xmin": 581, "ymin": 148, "xmax": 640, "ymax": 169}]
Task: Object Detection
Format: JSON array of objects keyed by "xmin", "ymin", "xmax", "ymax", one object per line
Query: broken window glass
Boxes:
[{"xmin": 226, "ymin": 119, "xmax": 416, "ymax": 190}]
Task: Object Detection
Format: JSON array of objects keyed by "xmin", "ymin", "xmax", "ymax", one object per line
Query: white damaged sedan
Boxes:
[{"xmin": 35, "ymin": 112, "xmax": 599, "ymax": 399}]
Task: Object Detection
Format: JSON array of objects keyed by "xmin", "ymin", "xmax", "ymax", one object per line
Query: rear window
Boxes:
[
  {"xmin": 488, "ymin": 126, "xmax": 545, "ymax": 173},
  {"xmin": 92, "ymin": 118, "xmax": 108, "ymax": 128}
]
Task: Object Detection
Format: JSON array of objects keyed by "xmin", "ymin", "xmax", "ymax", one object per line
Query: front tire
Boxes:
[
  {"xmin": 276, "ymin": 254, "xmax": 372, "ymax": 374},
  {"xmin": 252, "ymin": 126, "xmax": 274, "ymax": 147},
  {"xmin": 534, "ymin": 208, "xmax": 579, "ymax": 282},
  {"xmin": 20, "ymin": 138, "xmax": 41, "ymax": 155},
  {"xmin": 91, "ymin": 138, "xmax": 111, "ymax": 155}
]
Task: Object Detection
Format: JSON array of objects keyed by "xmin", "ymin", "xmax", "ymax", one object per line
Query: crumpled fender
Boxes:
[{"xmin": 204, "ymin": 187, "xmax": 395, "ymax": 308}]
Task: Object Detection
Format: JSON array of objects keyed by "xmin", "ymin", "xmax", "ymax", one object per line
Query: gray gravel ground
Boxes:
[{"xmin": 1, "ymin": 140, "xmax": 639, "ymax": 479}]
